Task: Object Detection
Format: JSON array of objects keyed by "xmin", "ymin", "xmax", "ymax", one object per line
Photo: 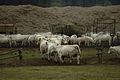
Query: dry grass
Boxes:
[{"xmin": 0, "ymin": 5, "xmax": 120, "ymax": 34}]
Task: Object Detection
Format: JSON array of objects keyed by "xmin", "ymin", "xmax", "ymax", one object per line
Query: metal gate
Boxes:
[{"xmin": 93, "ymin": 18, "xmax": 118, "ymax": 35}]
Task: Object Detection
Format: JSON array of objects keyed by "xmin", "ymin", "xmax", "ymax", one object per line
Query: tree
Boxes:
[
  {"xmin": 35, "ymin": 0, "xmax": 51, "ymax": 7},
  {"xmin": 51, "ymin": 0, "xmax": 62, "ymax": 7},
  {"xmin": 103, "ymin": 0, "xmax": 112, "ymax": 6}
]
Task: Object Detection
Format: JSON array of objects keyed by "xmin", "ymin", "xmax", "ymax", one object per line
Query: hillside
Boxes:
[{"xmin": 0, "ymin": 5, "xmax": 120, "ymax": 35}]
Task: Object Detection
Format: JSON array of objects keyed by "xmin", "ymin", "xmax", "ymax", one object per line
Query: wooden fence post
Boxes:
[
  {"xmin": 96, "ymin": 47, "xmax": 103, "ymax": 64},
  {"xmin": 18, "ymin": 48, "xmax": 22, "ymax": 64}
]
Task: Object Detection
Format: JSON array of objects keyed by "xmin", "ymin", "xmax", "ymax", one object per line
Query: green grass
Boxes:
[
  {"xmin": 0, "ymin": 48, "xmax": 97, "ymax": 61},
  {"xmin": 22, "ymin": 48, "xmax": 41, "ymax": 59},
  {"xmin": 0, "ymin": 48, "xmax": 118, "ymax": 65},
  {"xmin": 0, "ymin": 48, "xmax": 120, "ymax": 80},
  {"xmin": 0, "ymin": 65, "xmax": 120, "ymax": 80},
  {"xmin": 0, "ymin": 48, "xmax": 40, "ymax": 60},
  {"xmin": 81, "ymin": 48, "xmax": 96, "ymax": 57}
]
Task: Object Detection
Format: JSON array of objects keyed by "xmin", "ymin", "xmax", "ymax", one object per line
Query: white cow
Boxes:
[
  {"xmin": 108, "ymin": 46, "xmax": 120, "ymax": 58},
  {"xmin": 48, "ymin": 38, "xmax": 62, "ymax": 45},
  {"xmin": 77, "ymin": 36, "xmax": 94, "ymax": 46},
  {"xmin": 28, "ymin": 34, "xmax": 36, "ymax": 46},
  {"xmin": 34, "ymin": 34, "xmax": 44, "ymax": 45},
  {"xmin": 62, "ymin": 35, "xmax": 70, "ymax": 45},
  {"xmin": 116, "ymin": 32, "xmax": 120, "ymax": 38},
  {"xmin": 39, "ymin": 39, "xmax": 48, "ymax": 59},
  {"xmin": 0, "ymin": 35, "xmax": 12, "ymax": 47},
  {"xmin": 35, "ymin": 32, "xmax": 52, "ymax": 38},
  {"xmin": 46, "ymin": 42, "xmax": 58, "ymax": 61},
  {"xmin": 39, "ymin": 37, "xmax": 59, "ymax": 60},
  {"xmin": 90, "ymin": 32, "xmax": 104, "ymax": 39},
  {"xmin": 56, "ymin": 45, "xmax": 81, "ymax": 64},
  {"xmin": 113, "ymin": 32, "xmax": 120, "ymax": 42},
  {"xmin": 94, "ymin": 33, "xmax": 112, "ymax": 46},
  {"xmin": 70, "ymin": 34, "xmax": 77, "ymax": 44},
  {"xmin": 9, "ymin": 34, "xmax": 29, "ymax": 46}
]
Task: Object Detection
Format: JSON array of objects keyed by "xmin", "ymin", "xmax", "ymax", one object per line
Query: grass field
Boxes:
[
  {"xmin": 1, "ymin": 65, "xmax": 120, "ymax": 80},
  {"xmin": 0, "ymin": 48, "xmax": 120, "ymax": 80},
  {"xmin": 0, "ymin": 48, "xmax": 119, "ymax": 66}
]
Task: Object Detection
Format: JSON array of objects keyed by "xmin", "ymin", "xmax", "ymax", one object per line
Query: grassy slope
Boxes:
[
  {"xmin": 0, "ymin": 65, "xmax": 120, "ymax": 80},
  {"xmin": 0, "ymin": 5, "xmax": 120, "ymax": 34}
]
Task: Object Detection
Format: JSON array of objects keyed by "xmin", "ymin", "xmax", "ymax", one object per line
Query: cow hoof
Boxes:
[
  {"xmin": 41, "ymin": 58, "xmax": 45, "ymax": 60},
  {"xmin": 47, "ymin": 59, "xmax": 50, "ymax": 62},
  {"xmin": 54, "ymin": 61, "xmax": 58, "ymax": 63},
  {"xmin": 69, "ymin": 63, "xmax": 72, "ymax": 64},
  {"xmin": 77, "ymin": 63, "xmax": 80, "ymax": 65}
]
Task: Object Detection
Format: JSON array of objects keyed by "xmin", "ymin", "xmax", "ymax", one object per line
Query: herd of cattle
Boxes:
[{"xmin": 0, "ymin": 32, "xmax": 120, "ymax": 64}]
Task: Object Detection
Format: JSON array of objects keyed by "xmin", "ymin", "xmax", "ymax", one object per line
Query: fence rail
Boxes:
[{"xmin": 0, "ymin": 49, "xmax": 17, "ymax": 55}]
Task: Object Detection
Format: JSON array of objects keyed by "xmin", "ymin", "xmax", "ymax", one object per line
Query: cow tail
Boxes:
[
  {"xmin": 77, "ymin": 45, "xmax": 82, "ymax": 60},
  {"xmin": 76, "ymin": 45, "xmax": 81, "ymax": 64}
]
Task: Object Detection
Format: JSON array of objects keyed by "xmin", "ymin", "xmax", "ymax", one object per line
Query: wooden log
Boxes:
[{"xmin": 0, "ymin": 24, "xmax": 14, "ymax": 27}]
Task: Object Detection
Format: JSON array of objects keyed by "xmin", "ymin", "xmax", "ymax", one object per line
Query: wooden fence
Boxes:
[
  {"xmin": 0, "ymin": 48, "xmax": 22, "ymax": 63},
  {"xmin": 0, "ymin": 23, "xmax": 17, "ymax": 34}
]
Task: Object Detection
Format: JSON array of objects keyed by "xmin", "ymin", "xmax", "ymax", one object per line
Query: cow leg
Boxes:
[
  {"xmin": 22, "ymin": 40, "xmax": 25, "ymax": 46},
  {"xmin": 28, "ymin": 41, "xmax": 31, "ymax": 46},
  {"xmin": 85, "ymin": 41, "xmax": 87, "ymax": 46},
  {"xmin": 54, "ymin": 55, "xmax": 58, "ymax": 62},
  {"xmin": 69, "ymin": 56, "xmax": 72, "ymax": 64},
  {"xmin": 41, "ymin": 54, "xmax": 44, "ymax": 60},
  {"xmin": 77, "ymin": 55, "xmax": 80, "ymax": 64},
  {"xmin": 99, "ymin": 40, "xmax": 101, "ymax": 46},
  {"xmin": 53, "ymin": 53, "xmax": 58, "ymax": 62},
  {"xmin": 14, "ymin": 41, "xmax": 17, "ymax": 47},
  {"xmin": 41, "ymin": 53, "xmax": 48, "ymax": 60},
  {"xmin": 109, "ymin": 39, "xmax": 111, "ymax": 46},
  {"xmin": 41, "ymin": 51, "xmax": 45, "ymax": 60},
  {"xmin": 78, "ymin": 41, "xmax": 81, "ymax": 46},
  {"xmin": 116, "ymin": 52, "xmax": 120, "ymax": 58},
  {"xmin": 59, "ymin": 56, "xmax": 64, "ymax": 63},
  {"xmin": 87, "ymin": 41, "xmax": 89, "ymax": 46},
  {"xmin": 46, "ymin": 49, "xmax": 50, "ymax": 61},
  {"xmin": 9, "ymin": 41, "xmax": 12, "ymax": 47},
  {"xmin": 70, "ymin": 59, "xmax": 72, "ymax": 64},
  {"xmin": 47, "ymin": 54, "xmax": 50, "ymax": 61}
]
